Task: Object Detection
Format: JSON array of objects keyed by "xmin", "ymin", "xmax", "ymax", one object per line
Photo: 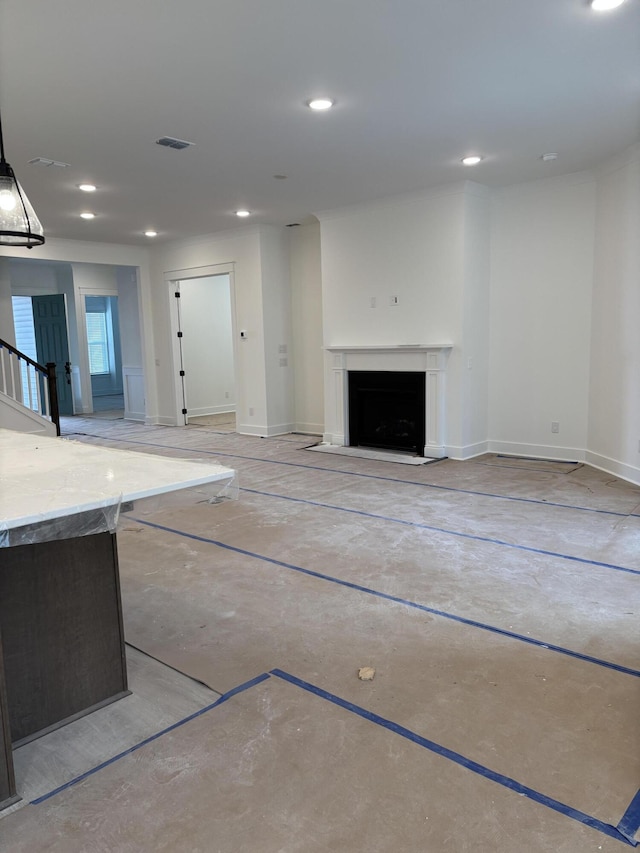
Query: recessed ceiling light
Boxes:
[
  {"xmin": 307, "ymin": 98, "xmax": 334, "ymax": 111},
  {"xmin": 78, "ymin": 183, "xmax": 97, "ymax": 192},
  {"xmin": 541, "ymin": 152, "xmax": 558, "ymax": 162},
  {"xmin": 461, "ymin": 155, "xmax": 483, "ymax": 166},
  {"xmin": 236, "ymin": 209, "xmax": 251, "ymax": 218},
  {"xmin": 590, "ymin": 0, "xmax": 626, "ymax": 10},
  {"xmin": 144, "ymin": 230, "xmax": 158, "ymax": 237},
  {"xmin": 273, "ymin": 174, "xmax": 288, "ymax": 180},
  {"xmin": 80, "ymin": 212, "xmax": 96, "ymax": 219}
]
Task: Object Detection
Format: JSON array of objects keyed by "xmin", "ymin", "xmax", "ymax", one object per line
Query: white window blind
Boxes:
[{"xmin": 86, "ymin": 311, "xmax": 109, "ymax": 374}]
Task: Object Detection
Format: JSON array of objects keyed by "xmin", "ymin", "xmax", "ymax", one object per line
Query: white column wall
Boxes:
[
  {"xmin": 488, "ymin": 172, "xmax": 596, "ymax": 460},
  {"xmin": 460, "ymin": 185, "xmax": 491, "ymax": 455},
  {"xmin": 259, "ymin": 226, "xmax": 294, "ymax": 435},
  {"xmin": 289, "ymin": 222, "xmax": 324, "ymax": 435},
  {"xmin": 117, "ymin": 266, "xmax": 145, "ymax": 421},
  {"xmin": 587, "ymin": 145, "xmax": 640, "ymax": 484},
  {"xmin": 318, "ymin": 184, "xmax": 474, "ymax": 456}
]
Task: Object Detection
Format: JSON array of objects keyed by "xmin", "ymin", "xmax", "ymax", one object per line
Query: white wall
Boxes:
[
  {"xmin": 489, "ymin": 172, "xmax": 596, "ymax": 460},
  {"xmin": 0, "ymin": 258, "xmax": 15, "ymax": 345},
  {"xmin": 117, "ymin": 267, "xmax": 143, "ymax": 367},
  {"xmin": 460, "ymin": 185, "xmax": 491, "ymax": 454},
  {"xmin": 320, "ymin": 186, "xmax": 466, "ymax": 347},
  {"xmin": 587, "ymin": 145, "xmax": 640, "ymax": 484},
  {"xmin": 70, "ymin": 263, "xmax": 119, "ymax": 412},
  {"xmin": 117, "ymin": 266, "xmax": 145, "ymax": 420},
  {"xmin": 259, "ymin": 226, "xmax": 294, "ymax": 434},
  {"xmin": 178, "ymin": 274, "xmax": 235, "ymax": 417},
  {"xmin": 319, "ymin": 183, "xmax": 485, "ymax": 456},
  {"xmin": 8, "ymin": 260, "xmax": 58, "ymax": 296},
  {"xmin": 289, "ymin": 222, "xmax": 324, "ymax": 435}
]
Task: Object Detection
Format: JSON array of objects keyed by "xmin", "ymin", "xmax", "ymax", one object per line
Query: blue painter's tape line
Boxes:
[
  {"xmin": 618, "ymin": 790, "xmax": 640, "ymax": 842},
  {"xmin": 68, "ymin": 431, "xmax": 640, "ymax": 519},
  {"xmin": 270, "ymin": 669, "xmax": 637, "ymax": 847},
  {"xmin": 242, "ymin": 487, "xmax": 640, "ymax": 578},
  {"xmin": 130, "ymin": 517, "xmax": 640, "ymax": 680},
  {"xmin": 30, "ymin": 672, "xmax": 271, "ymax": 805},
  {"xmin": 211, "ymin": 671, "xmax": 271, "ymax": 707}
]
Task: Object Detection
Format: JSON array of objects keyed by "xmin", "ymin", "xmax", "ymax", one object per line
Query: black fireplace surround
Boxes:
[{"xmin": 348, "ymin": 371, "xmax": 426, "ymax": 456}]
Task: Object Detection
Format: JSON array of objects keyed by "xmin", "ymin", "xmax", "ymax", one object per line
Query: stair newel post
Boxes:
[{"xmin": 46, "ymin": 362, "xmax": 61, "ymax": 436}]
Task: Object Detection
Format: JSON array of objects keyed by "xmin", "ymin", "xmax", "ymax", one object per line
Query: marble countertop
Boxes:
[{"xmin": 0, "ymin": 429, "xmax": 236, "ymax": 534}]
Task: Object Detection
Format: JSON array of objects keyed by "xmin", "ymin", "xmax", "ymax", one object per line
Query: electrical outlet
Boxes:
[
  {"xmin": 279, "ymin": 357, "xmax": 288, "ymax": 367},
  {"xmin": 249, "ymin": 407, "xmax": 254, "ymax": 416},
  {"xmin": 369, "ymin": 297, "xmax": 376, "ymax": 308},
  {"xmin": 551, "ymin": 421, "xmax": 560, "ymax": 434},
  {"xmin": 389, "ymin": 295, "xmax": 399, "ymax": 306},
  {"xmin": 225, "ymin": 391, "xmax": 229, "ymax": 399}
]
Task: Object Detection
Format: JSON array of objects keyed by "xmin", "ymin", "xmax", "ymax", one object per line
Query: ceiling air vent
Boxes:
[
  {"xmin": 155, "ymin": 136, "xmax": 195, "ymax": 151},
  {"xmin": 28, "ymin": 157, "xmax": 70, "ymax": 168}
]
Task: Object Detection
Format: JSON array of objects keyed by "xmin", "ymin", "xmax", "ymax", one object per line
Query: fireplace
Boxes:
[
  {"xmin": 323, "ymin": 345, "xmax": 451, "ymax": 458},
  {"xmin": 348, "ymin": 371, "xmax": 425, "ymax": 455}
]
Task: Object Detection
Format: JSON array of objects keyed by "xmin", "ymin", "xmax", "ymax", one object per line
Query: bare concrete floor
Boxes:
[{"xmin": 3, "ymin": 417, "xmax": 639, "ymax": 851}]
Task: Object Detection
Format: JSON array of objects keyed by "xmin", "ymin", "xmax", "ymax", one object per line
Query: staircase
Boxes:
[{"xmin": 0, "ymin": 338, "xmax": 60, "ymax": 437}]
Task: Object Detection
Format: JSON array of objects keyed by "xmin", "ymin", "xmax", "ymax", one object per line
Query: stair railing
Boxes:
[{"xmin": 0, "ymin": 338, "xmax": 60, "ymax": 436}]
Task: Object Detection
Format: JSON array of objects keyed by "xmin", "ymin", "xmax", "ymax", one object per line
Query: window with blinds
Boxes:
[{"xmin": 86, "ymin": 311, "xmax": 110, "ymax": 374}]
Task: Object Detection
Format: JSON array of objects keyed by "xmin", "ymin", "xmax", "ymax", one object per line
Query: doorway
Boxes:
[
  {"xmin": 85, "ymin": 295, "xmax": 124, "ymax": 416},
  {"xmin": 12, "ymin": 294, "xmax": 74, "ymax": 416},
  {"xmin": 172, "ymin": 272, "xmax": 236, "ymax": 427}
]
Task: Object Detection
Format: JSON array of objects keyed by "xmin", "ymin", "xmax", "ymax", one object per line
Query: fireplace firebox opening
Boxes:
[{"xmin": 348, "ymin": 371, "xmax": 426, "ymax": 456}]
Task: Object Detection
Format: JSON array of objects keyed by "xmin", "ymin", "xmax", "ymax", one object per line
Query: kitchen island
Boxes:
[{"xmin": 0, "ymin": 429, "xmax": 236, "ymax": 809}]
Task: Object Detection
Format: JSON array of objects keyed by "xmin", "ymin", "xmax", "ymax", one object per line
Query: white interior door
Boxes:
[{"xmin": 173, "ymin": 273, "xmax": 235, "ymax": 425}]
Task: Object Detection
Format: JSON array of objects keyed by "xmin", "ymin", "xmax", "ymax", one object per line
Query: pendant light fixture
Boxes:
[{"xmin": 0, "ymin": 108, "xmax": 45, "ymax": 248}]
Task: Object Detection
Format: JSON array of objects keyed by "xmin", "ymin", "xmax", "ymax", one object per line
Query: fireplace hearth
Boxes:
[{"xmin": 348, "ymin": 371, "xmax": 426, "ymax": 455}]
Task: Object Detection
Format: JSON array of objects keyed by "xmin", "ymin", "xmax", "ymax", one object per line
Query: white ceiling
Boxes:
[{"xmin": 1, "ymin": 0, "xmax": 638, "ymax": 246}]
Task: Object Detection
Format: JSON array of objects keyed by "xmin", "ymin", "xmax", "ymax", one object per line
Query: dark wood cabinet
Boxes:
[{"xmin": 0, "ymin": 531, "xmax": 128, "ymax": 808}]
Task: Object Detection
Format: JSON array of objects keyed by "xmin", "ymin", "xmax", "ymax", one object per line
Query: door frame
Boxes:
[
  {"xmin": 76, "ymin": 280, "xmax": 119, "ymax": 414},
  {"xmin": 164, "ymin": 263, "xmax": 238, "ymax": 427}
]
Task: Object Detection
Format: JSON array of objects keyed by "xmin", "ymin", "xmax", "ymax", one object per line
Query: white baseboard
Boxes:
[
  {"xmin": 237, "ymin": 422, "xmax": 295, "ymax": 437},
  {"xmin": 585, "ymin": 450, "xmax": 640, "ymax": 487},
  {"xmin": 486, "ymin": 440, "xmax": 585, "ymax": 463},
  {"xmin": 294, "ymin": 422, "xmax": 324, "ymax": 436},
  {"xmin": 237, "ymin": 423, "xmax": 266, "ymax": 436},
  {"xmin": 445, "ymin": 441, "xmax": 489, "ymax": 460},
  {"xmin": 124, "ymin": 410, "xmax": 145, "ymax": 422},
  {"xmin": 187, "ymin": 405, "xmax": 236, "ymax": 417},
  {"xmin": 147, "ymin": 415, "xmax": 176, "ymax": 426}
]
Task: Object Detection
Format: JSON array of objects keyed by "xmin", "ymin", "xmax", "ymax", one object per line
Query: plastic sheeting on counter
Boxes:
[{"xmin": 0, "ymin": 429, "xmax": 237, "ymax": 547}]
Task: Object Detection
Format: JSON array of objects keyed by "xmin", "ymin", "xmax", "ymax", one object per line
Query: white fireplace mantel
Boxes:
[{"xmin": 323, "ymin": 344, "xmax": 452, "ymax": 457}]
